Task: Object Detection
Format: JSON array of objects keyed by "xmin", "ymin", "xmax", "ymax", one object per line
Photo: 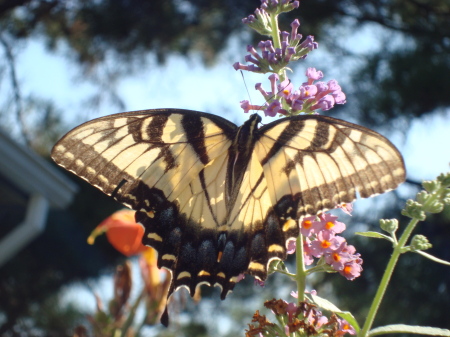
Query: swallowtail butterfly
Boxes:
[{"xmin": 51, "ymin": 109, "xmax": 405, "ymax": 325}]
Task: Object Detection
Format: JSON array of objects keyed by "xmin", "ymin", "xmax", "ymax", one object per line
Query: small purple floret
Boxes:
[
  {"xmin": 264, "ymin": 100, "xmax": 282, "ymax": 117},
  {"xmin": 316, "ymin": 95, "xmax": 335, "ymax": 111}
]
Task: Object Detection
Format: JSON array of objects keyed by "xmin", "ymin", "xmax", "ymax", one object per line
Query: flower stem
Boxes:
[
  {"xmin": 359, "ymin": 188, "xmax": 441, "ymax": 336},
  {"xmin": 270, "ymin": 13, "xmax": 281, "ymax": 49},
  {"xmin": 358, "ymin": 217, "xmax": 417, "ymax": 336},
  {"xmin": 269, "ymin": 13, "xmax": 286, "ymax": 81},
  {"xmin": 296, "ymin": 234, "xmax": 307, "ymax": 302}
]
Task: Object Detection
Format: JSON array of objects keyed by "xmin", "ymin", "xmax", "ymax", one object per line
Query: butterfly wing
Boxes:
[
  {"xmin": 51, "ymin": 109, "xmax": 241, "ymax": 305},
  {"xmin": 256, "ymin": 114, "xmax": 405, "ymax": 219},
  {"xmin": 226, "ymin": 115, "xmax": 405, "ymax": 283}
]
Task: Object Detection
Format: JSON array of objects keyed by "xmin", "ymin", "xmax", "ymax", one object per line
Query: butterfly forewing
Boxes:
[
  {"xmin": 52, "ymin": 110, "xmax": 234, "ymax": 207},
  {"xmin": 255, "ymin": 115, "xmax": 405, "ymax": 218}
]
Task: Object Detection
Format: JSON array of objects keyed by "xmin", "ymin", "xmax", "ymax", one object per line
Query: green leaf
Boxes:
[
  {"xmin": 355, "ymin": 231, "xmax": 393, "ymax": 241},
  {"xmin": 310, "ymin": 294, "xmax": 360, "ymax": 332},
  {"xmin": 415, "ymin": 250, "xmax": 450, "ymax": 266},
  {"xmin": 311, "ymin": 294, "xmax": 341, "ymax": 312},
  {"xmin": 369, "ymin": 324, "xmax": 450, "ymax": 336}
]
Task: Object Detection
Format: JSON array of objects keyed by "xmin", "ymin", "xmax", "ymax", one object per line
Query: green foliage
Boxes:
[{"xmin": 326, "ymin": 173, "xmax": 450, "ymax": 336}]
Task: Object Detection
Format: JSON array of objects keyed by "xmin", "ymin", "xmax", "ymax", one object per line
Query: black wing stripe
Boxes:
[
  {"xmin": 67, "ymin": 118, "xmax": 152, "ymax": 190},
  {"xmin": 182, "ymin": 114, "xmax": 210, "ymax": 165},
  {"xmin": 199, "ymin": 169, "xmax": 220, "ymax": 224},
  {"xmin": 139, "ymin": 114, "xmax": 169, "ymax": 143},
  {"xmin": 259, "ymin": 119, "xmax": 305, "ymax": 166},
  {"xmin": 307, "ymin": 122, "xmax": 350, "ymax": 209}
]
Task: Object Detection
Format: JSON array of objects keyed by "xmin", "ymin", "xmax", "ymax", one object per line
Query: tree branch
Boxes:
[{"xmin": 0, "ymin": 34, "xmax": 31, "ymax": 146}]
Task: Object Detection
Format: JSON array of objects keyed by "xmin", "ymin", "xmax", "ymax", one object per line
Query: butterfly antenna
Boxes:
[
  {"xmin": 240, "ymin": 72, "xmax": 291, "ymax": 122},
  {"xmin": 240, "ymin": 70, "xmax": 253, "ymax": 106}
]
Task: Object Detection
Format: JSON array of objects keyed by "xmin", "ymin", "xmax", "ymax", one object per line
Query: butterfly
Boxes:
[{"xmin": 51, "ymin": 109, "xmax": 405, "ymax": 325}]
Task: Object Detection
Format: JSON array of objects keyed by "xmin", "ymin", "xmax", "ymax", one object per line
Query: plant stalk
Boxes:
[{"xmin": 296, "ymin": 234, "xmax": 307, "ymax": 302}]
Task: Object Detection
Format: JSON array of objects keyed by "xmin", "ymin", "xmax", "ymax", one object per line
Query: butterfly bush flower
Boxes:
[
  {"xmin": 238, "ymin": 69, "xmax": 346, "ymax": 116},
  {"xmin": 234, "ymin": 0, "xmax": 346, "ymax": 117},
  {"xmin": 236, "ymin": 6, "xmax": 315, "ymax": 76},
  {"xmin": 337, "ymin": 203, "xmax": 353, "ymax": 216},
  {"xmin": 310, "ymin": 230, "xmax": 346, "ymax": 257},
  {"xmin": 287, "ymin": 209, "xmax": 363, "ymax": 280},
  {"xmin": 313, "ymin": 213, "xmax": 346, "ymax": 234},
  {"xmin": 300, "ymin": 216, "xmax": 316, "ymax": 237}
]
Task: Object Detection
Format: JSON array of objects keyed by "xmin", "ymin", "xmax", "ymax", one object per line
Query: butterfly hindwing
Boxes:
[{"xmin": 226, "ymin": 148, "xmax": 298, "ymax": 281}]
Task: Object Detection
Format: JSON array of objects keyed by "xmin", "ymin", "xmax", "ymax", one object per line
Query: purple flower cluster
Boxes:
[
  {"xmin": 239, "ymin": 68, "xmax": 346, "ymax": 117},
  {"xmin": 234, "ymin": 19, "xmax": 317, "ymax": 74},
  {"xmin": 234, "ymin": 0, "xmax": 347, "ymax": 117},
  {"xmin": 289, "ymin": 209, "xmax": 363, "ymax": 281}
]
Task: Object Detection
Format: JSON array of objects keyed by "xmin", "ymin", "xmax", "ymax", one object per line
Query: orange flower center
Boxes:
[
  {"xmin": 333, "ymin": 252, "xmax": 341, "ymax": 262},
  {"xmin": 343, "ymin": 265, "xmax": 352, "ymax": 274},
  {"xmin": 325, "ymin": 221, "xmax": 334, "ymax": 230},
  {"xmin": 321, "ymin": 240, "xmax": 331, "ymax": 249},
  {"xmin": 302, "ymin": 220, "xmax": 312, "ymax": 229}
]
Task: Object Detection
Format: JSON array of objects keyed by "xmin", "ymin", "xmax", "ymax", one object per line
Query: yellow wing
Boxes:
[{"xmin": 255, "ymin": 115, "xmax": 405, "ymax": 217}]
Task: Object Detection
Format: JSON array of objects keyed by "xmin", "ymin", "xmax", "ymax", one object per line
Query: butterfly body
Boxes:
[{"xmin": 51, "ymin": 109, "xmax": 405, "ymax": 325}]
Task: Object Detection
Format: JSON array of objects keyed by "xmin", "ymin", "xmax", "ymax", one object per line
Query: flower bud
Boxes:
[
  {"xmin": 380, "ymin": 218, "xmax": 398, "ymax": 234},
  {"xmin": 437, "ymin": 172, "xmax": 450, "ymax": 187},
  {"xmin": 423, "ymin": 200, "xmax": 444, "ymax": 213},
  {"xmin": 410, "ymin": 235, "xmax": 432, "ymax": 251},
  {"xmin": 401, "ymin": 200, "xmax": 426, "ymax": 220},
  {"xmin": 422, "ymin": 180, "xmax": 440, "ymax": 193},
  {"xmin": 416, "ymin": 191, "xmax": 430, "ymax": 204}
]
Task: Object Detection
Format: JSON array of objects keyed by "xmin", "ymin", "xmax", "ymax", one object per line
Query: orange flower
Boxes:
[{"xmin": 88, "ymin": 209, "xmax": 149, "ymax": 256}]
